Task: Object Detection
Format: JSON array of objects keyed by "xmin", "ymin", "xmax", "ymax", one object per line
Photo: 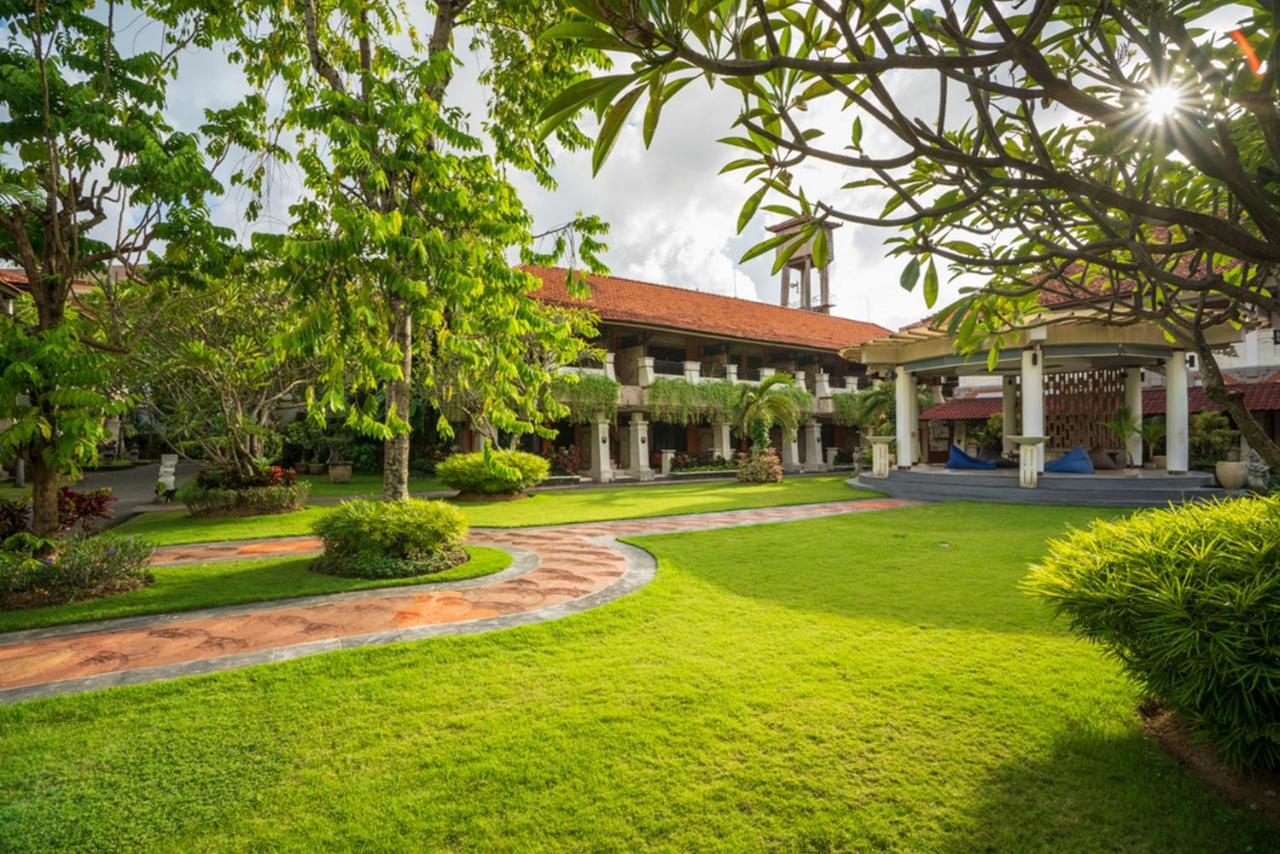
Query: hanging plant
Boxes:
[
  {"xmin": 647, "ymin": 376, "xmax": 702, "ymax": 425},
  {"xmin": 552, "ymin": 373, "xmax": 620, "ymax": 423},
  {"xmin": 647, "ymin": 377, "xmax": 741, "ymax": 424},
  {"xmin": 831, "ymin": 391, "xmax": 858, "ymax": 426}
]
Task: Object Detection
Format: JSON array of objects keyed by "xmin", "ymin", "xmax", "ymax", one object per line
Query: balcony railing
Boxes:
[{"xmin": 652, "ymin": 358, "xmax": 686, "ymax": 376}]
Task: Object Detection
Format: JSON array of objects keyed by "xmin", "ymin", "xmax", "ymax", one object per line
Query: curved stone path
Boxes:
[{"xmin": 0, "ymin": 498, "xmax": 918, "ymax": 703}]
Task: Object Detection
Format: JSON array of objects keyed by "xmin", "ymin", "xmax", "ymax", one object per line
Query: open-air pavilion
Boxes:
[{"xmin": 839, "ymin": 309, "xmax": 1246, "ymax": 505}]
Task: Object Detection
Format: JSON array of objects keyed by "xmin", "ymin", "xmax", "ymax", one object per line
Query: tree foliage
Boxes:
[
  {"xmin": 541, "ymin": 0, "xmax": 1280, "ymax": 469},
  {"xmin": 0, "ymin": 0, "xmax": 233, "ymax": 535},
  {"xmin": 729, "ymin": 372, "xmax": 809, "ymax": 452},
  {"xmin": 220, "ymin": 0, "xmax": 609, "ymax": 501}
]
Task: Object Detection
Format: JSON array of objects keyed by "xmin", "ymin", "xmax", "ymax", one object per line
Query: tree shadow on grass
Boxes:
[
  {"xmin": 934, "ymin": 727, "xmax": 1274, "ymax": 851},
  {"xmin": 635, "ymin": 511, "xmax": 1078, "ymax": 637}
]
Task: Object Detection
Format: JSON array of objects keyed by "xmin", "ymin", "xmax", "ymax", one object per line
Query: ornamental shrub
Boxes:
[
  {"xmin": 311, "ymin": 499, "xmax": 468, "ymax": 578},
  {"xmin": 736, "ymin": 449, "xmax": 784, "ymax": 483},
  {"xmin": 1024, "ymin": 495, "xmax": 1280, "ymax": 770},
  {"xmin": 179, "ymin": 480, "xmax": 310, "ymax": 517},
  {"xmin": 437, "ymin": 449, "xmax": 549, "ymax": 495},
  {"xmin": 0, "ymin": 531, "xmax": 153, "ymax": 608}
]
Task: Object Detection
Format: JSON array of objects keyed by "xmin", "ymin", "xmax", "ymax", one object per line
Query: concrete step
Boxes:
[{"xmin": 853, "ymin": 476, "xmax": 1246, "ymax": 508}]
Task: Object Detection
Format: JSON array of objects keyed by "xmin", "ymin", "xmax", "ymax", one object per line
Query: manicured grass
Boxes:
[
  {"xmin": 115, "ymin": 475, "xmax": 876, "ymax": 545},
  {"xmin": 300, "ymin": 472, "xmax": 446, "ymax": 498},
  {"xmin": 0, "ymin": 503, "xmax": 1269, "ymax": 849},
  {"xmin": 0, "ymin": 485, "xmax": 28, "ymax": 499},
  {"xmin": 0, "ymin": 546, "xmax": 511, "ymax": 634}
]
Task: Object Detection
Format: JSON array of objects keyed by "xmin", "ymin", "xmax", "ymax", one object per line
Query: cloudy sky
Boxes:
[{"xmin": 145, "ymin": 13, "xmax": 955, "ymax": 333}]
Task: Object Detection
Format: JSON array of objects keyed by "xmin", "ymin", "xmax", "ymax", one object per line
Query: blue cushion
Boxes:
[
  {"xmin": 947, "ymin": 445, "xmax": 996, "ymax": 470},
  {"xmin": 1044, "ymin": 446, "xmax": 1094, "ymax": 474}
]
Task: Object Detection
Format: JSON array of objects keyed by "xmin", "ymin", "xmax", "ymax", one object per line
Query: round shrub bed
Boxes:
[
  {"xmin": 180, "ymin": 466, "xmax": 310, "ymax": 517},
  {"xmin": 436, "ymin": 449, "xmax": 549, "ymax": 497},
  {"xmin": 310, "ymin": 498, "xmax": 469, "ymax": 579},
  {"xmin": 1024, "ymin": 495, "xmax": 1280, "ymax": 770},
  {"xmin": 0, "ymin": 532, "xmax": 154, "ymax": 610}
]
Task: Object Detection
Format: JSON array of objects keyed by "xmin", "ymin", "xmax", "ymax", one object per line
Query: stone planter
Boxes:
[
  {"xmin": 1215, "ymin": 460, "xmax": 1248, "ymax": 490},
  {"xmin": 1152, "ymin": 455, "xmax": 1167, "ymax": 470},
  {"xmin": 327, "ymin": 462, "xmax": 353, "ymax": 483},
  {"xmin": 307, "ymin": 462, "xmax": 326, "ymax": 474}
]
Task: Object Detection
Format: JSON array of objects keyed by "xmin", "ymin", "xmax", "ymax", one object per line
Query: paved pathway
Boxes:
[{"xmin": 0, "ymin": 498, "xmax": 917, "ymax": 703}]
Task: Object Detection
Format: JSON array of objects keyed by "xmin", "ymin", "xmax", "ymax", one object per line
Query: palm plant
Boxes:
[
  {"xmin": 729, "ymin": 373, "xmax": 809, "ymax": 453},
  {"xmin": 1098, "ymin": 406, "xmax": 1140, "ymax": 463},
  {"xmin": 853, "ymin": 380, "xmax": 931, "ymax": 436},
  {"xmin": 1139, "ymin": 417, "xmax": 1166, "ymax": 463}
]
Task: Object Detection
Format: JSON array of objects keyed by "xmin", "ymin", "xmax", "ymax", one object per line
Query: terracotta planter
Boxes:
[
  {"xmin": 1215, "ymin": 460, "xmax": 1248, "ymax": 490},
  {"xmin": 327, "ymin": 462, "xmax": 353, "ymax": 483}
]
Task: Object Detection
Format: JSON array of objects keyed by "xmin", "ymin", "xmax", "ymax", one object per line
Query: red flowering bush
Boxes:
[{"xmin": 736, "ymin": 449, "xmax": 784, "ymax": 483}]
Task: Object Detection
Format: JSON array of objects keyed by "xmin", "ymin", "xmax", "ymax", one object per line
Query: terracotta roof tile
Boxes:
[
  {"xmin": 920, "ymin": 398, "xmax": 1003, "ymax": 420},
  {"xmin": 524, "ymin": 265, "xmax": 888, "ymax": 352}
]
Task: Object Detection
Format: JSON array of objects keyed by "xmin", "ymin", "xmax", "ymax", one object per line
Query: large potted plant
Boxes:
[{"xmin": 324, "ymin": 432, "xmax": 354, "ymax": 484}]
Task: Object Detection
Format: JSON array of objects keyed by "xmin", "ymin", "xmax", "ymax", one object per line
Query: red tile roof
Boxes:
[
  {"xmin": 920, "ymin": 398, "xmax": 1003, "ymax": 420},
  {"xmin": 1142, "ymin": 381, "xmax": 1280, "ymax": 415},
  {"xmin": 524, "ymin": 265, "xmax": 888, "ymax": 352},
  {"xmin": 921, "ymin": 380, "xmax": 1280, "ymax": 420}
]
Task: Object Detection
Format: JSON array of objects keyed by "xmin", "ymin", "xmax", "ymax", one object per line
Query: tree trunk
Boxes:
[
  {"xmin": 383, "ymin": 305, "xmax": 412, "ymax": 501},
  {"xmin": 1194, "ymin": 339, "xmax": 1280, "ymax": 472},
  {"xmin": 28, "ymin": 452, "xmax": 60, "ymax": 538}
]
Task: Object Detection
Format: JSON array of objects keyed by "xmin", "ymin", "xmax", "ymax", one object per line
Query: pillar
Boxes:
[
  {"xmin": 1001, "ymin": 375, "xmax": 1017, "ymax": 456},
  {"xmin": 588, "ymin": 419, "xmax": 614, "ymax": 482},
  {"xmin": 895, "ymin": 368, "xmax": 914, "ymax": 470},
  {"xmin": 802, "ymin": 421, "xmax": 824, "ymax": 471},
  {"xmin": 1124, "ymin": 367, "xmax": 1143, "ymax": 466},
  {"xmin": 628, "ymin": 413, "xmax": 653, "ymax": 480},
  {"xmin": 712, "ymin": 419, "xmax": 732, "ymax": 461},
  {"xmin": 781, "ymin": 436, "xmax": 801, "ymax": 473},
  {"xmin": 908, "ymin": 373, "xmax": 921, "ymax": 464},
  {"xmin": 1020, "ymin": 347, "xmax": 1044, "ymax": 471},
  {"xmin": 1166, "ymin": 352, "xmax": 1189, "ymax": 473}
]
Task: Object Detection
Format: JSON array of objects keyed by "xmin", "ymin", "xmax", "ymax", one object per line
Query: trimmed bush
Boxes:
[
  {"xmin": 437, "ymin": 449, "xmax": 549, "ymax": 496},
  {"xmin": 179, "ymin": 481, "xmax": 310, "ymax": 517},
  {"xmin": 1024, "ymin": 496, "xmax": 1280, "ymax": 770},
  {"xmin": 736, "ymin": 449, "xmax": 784, "ymax": 483},
  {"xmin": 311, "ymin": 498, "xmax": 468, "ymax": 578},
  {"xmin": 0, "ymin": 532, "xmax": 154, "ymax": 609},
  {"xmin": 180, "ymin": 463, "xmax": 308, "ymax": 516}
]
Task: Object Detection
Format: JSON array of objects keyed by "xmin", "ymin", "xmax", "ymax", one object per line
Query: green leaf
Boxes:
[
  {"xmin": 737, "ymin": 184, "xmax": 769, "ymax": 234},
  {"xmin": 739, "ymin": 231, "xmax": 794, "ymax": 264},
  {"xmin": 539, "ymin": 74, "xmax": 635, "ymax": 124},
  {"xmin": 923, "ymin": 259, "xmax": 939, "ymax": 308},
  {"xmin": 592, "ymin": 86, "xmax": 645, "ymax": 176},
  {"xmin": 900, "ymin": 258, "xmax": 921, "ymax": 292}
]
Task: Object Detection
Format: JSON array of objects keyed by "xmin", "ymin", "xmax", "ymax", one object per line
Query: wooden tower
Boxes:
[{"xmin": 766, "ymin": 216, "xmax": 840, "ymax": 314}]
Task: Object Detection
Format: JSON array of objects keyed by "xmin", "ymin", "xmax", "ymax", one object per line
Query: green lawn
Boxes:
[
  {"xmin": 116, "ymin": 475, "xmax": 876, "ymax": 545},
  {"xmin": 299, "ymin": 472, "xmax": 446, "ymax": 498},
  {"xmin": 0, "ymin": 503, "xmax": 1269, "ymax": 849},
  {"xmin": 0, "ymin": 485, "xmax": 28, "ymax": 499},
  {"xmin": 0, "ymin": 546, "xmax": 511, "ymax": 634}
]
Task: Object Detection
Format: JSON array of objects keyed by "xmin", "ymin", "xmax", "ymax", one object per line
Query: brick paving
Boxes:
[{"xmin": 0, "ymin": 498, "xmax": 917, "ymax": 701}]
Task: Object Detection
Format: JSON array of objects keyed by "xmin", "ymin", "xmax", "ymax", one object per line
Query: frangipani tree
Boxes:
[
  {"xmin": 540, "ymin": 0, "xmax": 1280, "ymax": 469},
  {"xmin": 222, "ymin": 0, "xmax": 607, "ymax": 500}
]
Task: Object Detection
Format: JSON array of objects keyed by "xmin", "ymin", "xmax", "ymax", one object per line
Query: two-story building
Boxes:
[{"xmin": 484, "ymin": 250, "xmax": 888, "ymax": 481}]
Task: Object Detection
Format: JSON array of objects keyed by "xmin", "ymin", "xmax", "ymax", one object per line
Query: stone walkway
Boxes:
[{"xmin": 0, "ymin": 498, "xmax": 917, "ymax": 703}]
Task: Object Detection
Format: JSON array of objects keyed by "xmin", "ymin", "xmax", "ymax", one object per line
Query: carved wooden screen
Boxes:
[{"xmin": 1044, "ymin": 369, "xmax": 1126, "ymax": 449}]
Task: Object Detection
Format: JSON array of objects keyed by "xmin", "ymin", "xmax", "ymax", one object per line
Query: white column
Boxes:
[
  {"xmin": 1125, "ymin": 367, "xmax": 1144, "ymax": 467},
  {"xmin": 803, "ymin": 422, "xmax": 824, "ymax": 471},
  {"xmin": 638, "ymin": 357, "xmax": 655, "ymax": 387},
  {"xmin": 780, "ymin": 436, "xmax": 801, "ymax": 472},
  {"xmin": 1001, "ymin": 375, "xmax": 1017, "ymax": 456},
  {"xmin": 604, "ymin": 352, "xmax": 616, "ymax": 381},
  {"xmin": 628, "ymin": 412, "xmax": 653, "ymax": 480},
  {"xmin": 712, "ymin": 419, "xmax": 732, "ymax": 461},
  {"xmin": 895, "ymin": 368, "xmax": 914, "ymax": 470},
  {"xmin": 1166, "ymin": 352, "xmax": 1189, "ymax": 473},
  {"xmin": 725, "ymin": 364, "xmax": 739, "ymax": 382},
  {"xmin": 907, "ymin": 373, "xmax": 921, "ymax": 464},
  {"xmin": 1020, "ymin": 347, "xmax": 1045, "ymax": 471},
  {"xmin": 588, "ymin": 419, "xmax": 614, "ymax": 482},
  {"xmin": 683, "ymin": 360, "xmax": 701, "ymax": 383}
]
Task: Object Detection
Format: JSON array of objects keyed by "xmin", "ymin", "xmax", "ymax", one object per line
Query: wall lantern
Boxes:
[
  {"xmin": 1031, "ymin": 352, "xmax": 1039, "ymax": 366},
  {"xmin": 601, "ymin": 435, "xmax": 608, "ymax": 445}
]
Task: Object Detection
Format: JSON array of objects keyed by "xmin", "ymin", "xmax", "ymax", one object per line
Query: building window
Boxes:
[{"xmin": 1271, "ymin": 328, "xmax": 1280, "ymax": 346}]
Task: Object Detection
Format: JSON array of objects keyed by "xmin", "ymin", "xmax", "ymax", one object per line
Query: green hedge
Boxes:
[
  {"xmin": 311, "ymin": 499, "xmax": 468, "ymax": 579},
  {"xmin": 178, "ymin": 482, "xmax": 310, "ymax": 517},
  {"xmin": 1024, "ymin": 496, "xmax": 1280, "ymax": 769},
  {"xmin": 552, "ymin": 372, "xmax": 621, "ymax": 422},
  {"xmin": 436, "ymin": 449, "xmax": 549, "ymax": 495}
]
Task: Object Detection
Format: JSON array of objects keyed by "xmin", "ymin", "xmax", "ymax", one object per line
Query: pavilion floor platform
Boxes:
[{"xmin": 852, "ymin": 466, "xmax": 1246, "ymax": 508}]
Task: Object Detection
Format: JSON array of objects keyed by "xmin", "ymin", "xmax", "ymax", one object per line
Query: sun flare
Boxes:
[{"xmin": 1146, "ymin": 85, "xmax": 1181, "ymax": 121}]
